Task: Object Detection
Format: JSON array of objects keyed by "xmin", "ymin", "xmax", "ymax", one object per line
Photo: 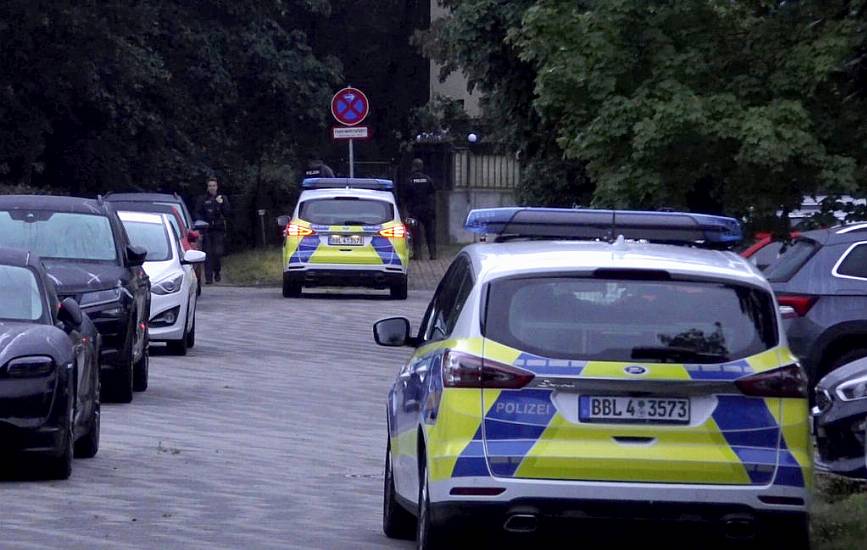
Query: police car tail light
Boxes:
[
  {"xmin": 285, "ymin": 223, "xmax": 315, "ymax": 237},
  {"xmin": 442, "ymin": 351, "xmax": 534, "ymax": 389},
  {"xmin": 735, "ymin": 364, "xmax": 807, "ymax": 398},
  {"xmin": 379, "ymin": 225, "xmax": 407, "ymax": 238}
]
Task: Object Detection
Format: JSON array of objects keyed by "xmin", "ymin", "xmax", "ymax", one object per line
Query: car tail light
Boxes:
[
  {"xmin": 735, "ymin": 364, "xmax": 807, "ymax": 398},
  {"xmin": 442, "ymin": 351, "xmax": 534, "ymax": 389},
  {"xmin": 285, "ymin": 223, "xmax": 315, "ymax": 237},
  {"xmin": 379, "ymin": 225, "xmax": 407, "ymax": 239},
  {"xmin": 776, "ymin": 295, "xmax": 817, "ymax": 317}
]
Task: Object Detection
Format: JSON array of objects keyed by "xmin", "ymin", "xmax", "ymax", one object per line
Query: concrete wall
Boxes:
[
  {"xmin": 446, "ymin": 189, "xmax": 517, "ymax": 243},
  {"xmin": 430, "ymin": 1, "xmax": 481, "ymax": 117}
]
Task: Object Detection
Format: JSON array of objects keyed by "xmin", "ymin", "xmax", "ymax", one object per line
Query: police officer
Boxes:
[
  {"xmin": 195, "ymin": 178, "xmax": 231, "ymax": 284},
  {"xmin": 405, "ymin": 158, "xmax": 438, "ymax": 260},
  {"xmin": 305, "ymin": 155, "xmax": 335, "ymax": 178}
]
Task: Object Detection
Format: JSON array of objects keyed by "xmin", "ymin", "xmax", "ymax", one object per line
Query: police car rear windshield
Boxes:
[
  {"xmin": 299, "ymin": 198, "xmax": 393, "ymax": 226},
  {"xmin": 485, "ymin": 276, "xmax": 777, "ymax": 363}
]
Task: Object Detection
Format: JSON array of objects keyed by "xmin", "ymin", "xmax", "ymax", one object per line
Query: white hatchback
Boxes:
[{"xmin": 118, "ymin": 211, "xmax": 205, "ymax": 355}]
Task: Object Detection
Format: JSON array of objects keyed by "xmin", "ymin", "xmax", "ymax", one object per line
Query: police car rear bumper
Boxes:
[{"xmin": 283, "ymin": 263, "xmax": 406, "ymax": 288}]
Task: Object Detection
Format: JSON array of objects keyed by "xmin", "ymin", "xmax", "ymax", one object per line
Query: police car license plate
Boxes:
[
  {"xmin": 328, "ymin": 235, "xmax": 363, "ymax": 246},
  {"xmin": 579, "ymin": 396, "xmax": 690, "ymax": 424}
]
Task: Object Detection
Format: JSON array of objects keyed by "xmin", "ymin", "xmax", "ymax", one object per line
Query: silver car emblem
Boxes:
[{"xmin": 625, "ymin": 366, "xmax": 647, "ymax": 375}]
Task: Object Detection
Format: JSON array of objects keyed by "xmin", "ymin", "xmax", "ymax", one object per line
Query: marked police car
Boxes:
[
  {"xmin": 374, "ymin": 208, "xmax": 811, "ymax": 549},
  {"xmin": 281, "ymin": 178, "xmax": 410, "ymax": 299}
]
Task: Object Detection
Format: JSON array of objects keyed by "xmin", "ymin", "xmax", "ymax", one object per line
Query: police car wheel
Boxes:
[
  {"xmin": 390, "ymin": 277, "xmax": 408, "ymax": 300},
  {"xmin": 416, "ymin": 457, "xmax": 446, "ymax": 550},
  {"xmin": 383, "ymin": 441, "xmax": 415, "ymax": 539},
  {"xmin": 282, "ymin": 276, "xmax": 302, "ymax": 298}
]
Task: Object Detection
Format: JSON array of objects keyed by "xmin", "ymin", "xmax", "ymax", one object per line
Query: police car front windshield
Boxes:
[
  {"xmin": 299, "ymin": 198, "xmax": 393, "ymax": 226},
  {"xmin": 486, "ymin": 277, "xmax": 777, "ymax": 363}
]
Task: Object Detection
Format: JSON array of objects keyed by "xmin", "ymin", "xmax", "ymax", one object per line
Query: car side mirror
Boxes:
[
  {"xmin": 374, "ymin": 317, "xmax": 417, "ymax": 347},
  {"xmin": 58, "ymin": 297, "xmax": 83, "ymax": 329},
  {"xmin": 183, "ymin": 250, "xmax": 207, "ymax": 264},
  {"xmin": 127, "ymin": 245, "xmax": 148, "ymax": 267},
  {"xmin": 193, "ymin": 220, "xmax": 210, "ymax": 231},
  {"xmin": 276, "ymin": 215, "xmax": 290, "ymax": 227},
  {"xmin": 187, "ymin": 230, "xmax": 199, "ymax": 243}
]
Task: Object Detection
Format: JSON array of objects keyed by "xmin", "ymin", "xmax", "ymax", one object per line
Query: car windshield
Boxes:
[
  {"xmin": 485, "ymin": 276, "xmax": 778, "ymax": 363},
  {"xmin": 298, "ymin": 198, "xmax": 393, "ymax": 226},
  {"xmin": 0, "ymin": 265, "xmax": 44, "ymax": 322},
  {"xmin": 764, "ymin": 239, "xmax": 820, "ymax": 282},
  {"xmin": 121, "ymin": 220, "xmax": 171, "ymax": 261},
  {"xmin": 0, "ymin": 210, "xmax": 117, "ymax": 262}
]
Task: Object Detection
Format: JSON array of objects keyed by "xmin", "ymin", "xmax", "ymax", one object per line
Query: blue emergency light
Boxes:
[
  {"xmin": 302, "ymin": 178, "xmax": 394, "ymax": 191},
  {"xmin": 464, "ymin": 207, "xmax": 743, "ymax": 248}
]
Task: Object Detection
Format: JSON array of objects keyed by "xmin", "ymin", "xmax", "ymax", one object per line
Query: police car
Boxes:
[
  {"xmin": 374, "ymin": 208, "xmax": 811, "ymax": 549},
  {"xmin": 281, "ymin": 179, "xmax": 410, "ymax": 299}
]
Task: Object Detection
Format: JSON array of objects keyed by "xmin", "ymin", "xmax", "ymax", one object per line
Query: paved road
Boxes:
[{"xmin": 0, "ymin": 286, "xmax": 431, "ymax": 549}]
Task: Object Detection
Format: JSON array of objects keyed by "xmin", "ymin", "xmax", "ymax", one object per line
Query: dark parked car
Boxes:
[
  {"xmin": 813, "ymin": 356, "xmax": 867, "ymax": 479},
  {"xmin": 0, "ymin": 196, "xmax": 151, "ymax": 403},
  {"xmin": 0, "ymin": 247, "xmax": 101, "ymax": 479},
  {"xmin": 764, "ymin": 223, "xmax": 867, "ymax": 382}
]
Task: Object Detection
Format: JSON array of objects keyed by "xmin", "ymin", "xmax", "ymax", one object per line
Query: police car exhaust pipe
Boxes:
[
  {"xmin": 503, "ymin": 514, "xmax": 537, "ymax": 533},
  {"xmin": 721, "ymin": 514, "xmax": 757, "ymax": 541}
]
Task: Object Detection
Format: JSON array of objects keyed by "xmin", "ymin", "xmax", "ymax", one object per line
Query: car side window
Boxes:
[
  {"xmin": 444, "ymin": 267, "xmax": 474, "ymax": 336},
  {"xmin": 835, "ymin": 242, "xmax": 867, "ymax": 280},
  {"xmin": 420, "ymin": 257, "xmax": 469, "ymax": 343}
]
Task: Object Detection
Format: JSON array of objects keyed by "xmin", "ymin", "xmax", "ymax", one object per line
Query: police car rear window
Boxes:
[
  {"xmin": 299, "ymin": 198, "xmax": 393, "ymax": 226},
  {"xmin": 485, "ymin": 276, "xmax": 777, "ymax": 363}
]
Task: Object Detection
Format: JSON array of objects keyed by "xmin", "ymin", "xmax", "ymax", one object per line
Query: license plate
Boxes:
[
  {"xmin": 328, "ymin": 235, "xmax": 363, "ymax": 246},
  {"xmin": 579, "ymin": 396, "xmax": 690, "ymax": 424}
]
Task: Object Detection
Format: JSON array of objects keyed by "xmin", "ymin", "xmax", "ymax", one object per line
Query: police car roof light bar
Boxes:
[
  {"xmin": 464, "ymin": 207, "xmax": 743, "ymax": 248},
  {"xmin": 302, "ymin": 178, "xmax": 394, "ymax": 191}
]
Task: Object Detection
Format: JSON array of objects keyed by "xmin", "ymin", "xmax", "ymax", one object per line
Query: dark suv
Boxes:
[
  {"xmin": 0, "ymin": 196, "xmax": 151, "ymax": 403},
  {"xmin": 764, "ymin": 223, "xmax": 867, "ymax": 382}
]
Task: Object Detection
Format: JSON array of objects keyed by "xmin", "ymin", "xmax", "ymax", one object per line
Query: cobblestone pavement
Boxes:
[{"xmin": 0, "ymin": 286, "xmax": 432, "ymax": 549}]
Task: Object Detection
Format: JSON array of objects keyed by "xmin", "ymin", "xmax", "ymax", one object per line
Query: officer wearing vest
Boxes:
[
  {"xmin": 405, "ymin": 158, "xmax": 438, "ymax": 260},
  {"xmin": 305, "ymin": 156, "xmax": 335, "ymax": 178},
  {"xmin": 195, "ymin": 178, "xmax": 231, "ymax": 283}
]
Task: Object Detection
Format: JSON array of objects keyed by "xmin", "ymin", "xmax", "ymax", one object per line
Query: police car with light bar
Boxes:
[
  {"xmin": 374, "ymin": 208, "xmax": 811, "ymax": 549},
  {"xmin": 280, "ymin": 179, "xmax": 410, "ymax": 299}
]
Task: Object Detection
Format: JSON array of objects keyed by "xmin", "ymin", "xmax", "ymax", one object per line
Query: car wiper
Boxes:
[{"xmin": 630, "ymin": 346, "xmax": 729, "ymax": 364}]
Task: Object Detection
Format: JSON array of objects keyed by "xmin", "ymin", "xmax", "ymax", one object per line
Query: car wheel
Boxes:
[
  {"xmin": 417, "ymin": 454, "xmax": 445, "ymax": 550},
  {"xmin": 167, "ymin": 334, "xmax": 188, "ymax": 356},
  {"xmin": 383, "ymin": 440, "xmax": 415, "ymax": 540},
  {"xmin": 74, "ymin": 392, "xmax": 100, "ymax": 459},
  {"xmin": 106, "ymin": 331, "xmax": 135, "ymax": 403},
  {"xmin": 283, "ymin": 275, "xmax": 302, "ymax": 298},
  {"xmin": 133, "ymin": 341, "xmax": 149, "ymax": 392},
  {"xmin": 390, "ymin": 276, "xmax": 408, "ymax": 300},
  {"xmin": 46, "ymin": 411, "xmax": 74, "ymax": 480},
  {"xmin": 186, "ymin": 318, "xmax": 196, "ymax": 349},
  {"xmin": 196, "ymin": 276, "xmax": 202, "ymax": 297}
]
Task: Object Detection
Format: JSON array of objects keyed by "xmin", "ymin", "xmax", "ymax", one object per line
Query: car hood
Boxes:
[
  {"xmin": 817, "ymin": 356, "xmax": 867, "ymax": 390},
  {"xmin": 0, "ymin": 321, "xmax": 70, "ymax": 365},
  {"xmin": 42, "ymin": 260, "xmax": 127, "ymax": 295}
]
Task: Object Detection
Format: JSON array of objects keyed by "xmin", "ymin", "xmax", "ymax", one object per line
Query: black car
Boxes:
[
  {"xmin": 0, "ymin": 196, "xmax": 151, "ymax": 403},
  {"xmin": 814, "ymin": 356, "xmax": 867, "ymax": 479},
  {"xmin": 0, "ymin": 247, "xmax": 101, "ymax": 479}
]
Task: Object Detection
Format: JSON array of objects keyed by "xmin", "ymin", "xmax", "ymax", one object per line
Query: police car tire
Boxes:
[
  {"xmin": 282, "ymin": 278, "xmax": 302, "ymax": 298},
  {"xmin": 390, "ymin": 277, "xmax": 408, "ymax": 300},
  {"xmin": 416, "ymin": 459, "xmax": 446, "ymax": 550},
  {"xmin": 383, "ymin": 442, "xmax": 415, "ymax": 540}
]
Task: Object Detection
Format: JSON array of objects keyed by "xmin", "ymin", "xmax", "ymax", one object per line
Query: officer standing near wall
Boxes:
[{"xmin": 405, "ymin": 158, "xmax": 438, "ymax": 260}]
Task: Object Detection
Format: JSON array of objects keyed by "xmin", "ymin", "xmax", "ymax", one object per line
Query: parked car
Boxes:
[
  {"xmin": 813, "ymin": 356, "xmax": 867, "ymax": 479},
  {"xmin": 105, "ymin": 192, "xmax": 206, "ymax": 295},
  {"xmin": 0, "ymin": 247, "xmax": 101, "ymax": 479},
  {"xmin": 0, "ymin": 196, "xmax": 151, "ymax": 403},
  {"xmin": 377, "ymin": 208, "xmax": 810, "ymax": 548},
  {"xmin": 118, "ymin": 211, "xmax": 205, "ymax": 356},
  {"xmin": 763, "ymin": 223, "xmax": 867, "ymax": 383},
  {"xmin": 740, "ymin": 231, "xmax": 799, "ymax": 271}
]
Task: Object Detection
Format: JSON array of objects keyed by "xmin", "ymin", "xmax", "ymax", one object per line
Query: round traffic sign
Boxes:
[{"xmin": 331, "ymin": 87, "xmax": 369, "ymax": 127}]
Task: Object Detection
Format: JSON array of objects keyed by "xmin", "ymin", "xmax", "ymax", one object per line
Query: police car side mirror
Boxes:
[
  {"xmin": 374, "ymin": 317, "xmax": 417, "ymax": 347},
  {"xmin": 276, "ymin": 215, "xmax": 290, "ymax": 227}
]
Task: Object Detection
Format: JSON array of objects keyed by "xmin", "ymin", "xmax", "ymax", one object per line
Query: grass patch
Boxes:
[
  {"xmin": 222, "ymin": 246, "xmax": 283, "ymax": 285},
  {"xmin": 813, "ymin": 474, "xmax": 867, "ymax": 549}
]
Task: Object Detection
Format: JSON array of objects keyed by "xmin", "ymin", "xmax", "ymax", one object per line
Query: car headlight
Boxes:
[
  {"xmin": 6, "ymin": 356, "xmax": 55, "ymax": 378},
  {"xmin": 80, "ymin": 288, "xmax": 122, "ymax": 308},
  {"xmin": 837, "ymin": 373, "xmax": 867, "ymax": 402},
  {"xmin": 153, "ymin": 273, "xmax": 184, "ymax": 295}
]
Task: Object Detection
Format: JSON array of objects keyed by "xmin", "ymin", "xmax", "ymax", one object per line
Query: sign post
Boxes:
[{"xmin": 331, "ymin": 87, "xmax": 369, "ymax": 178}]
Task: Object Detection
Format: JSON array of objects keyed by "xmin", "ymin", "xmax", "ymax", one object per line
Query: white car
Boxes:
[{"xmin": 118, "ymin": 211, "xmax": 205, "ymax": 355}]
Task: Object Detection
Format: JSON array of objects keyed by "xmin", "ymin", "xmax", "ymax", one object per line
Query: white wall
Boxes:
[{"xmin": 430, "ymin": 1, "xmax": 481, "ymax": 117}]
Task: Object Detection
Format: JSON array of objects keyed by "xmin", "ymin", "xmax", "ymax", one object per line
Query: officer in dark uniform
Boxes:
[
  {"xmin": 405, "ymin": 158, "xmax": 438, "ymax": 260},
  {"xmin": 305, "ymin": 156, "xmax": 335, "ymax": 178},
  {"xmin": 195, "ymin": 178, "xmax": 231, "ymax": 283}
]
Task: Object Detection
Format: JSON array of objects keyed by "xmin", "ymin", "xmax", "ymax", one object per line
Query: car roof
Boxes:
[
  {"xmin": 106, "ymin": 192, "xmax": 182, "ymax": 203},
  {"xmin": 298, "ymin": 188, "xmax": 397, "ymax": 203},
  {"xmin": 796, "ymin": 223, "xmax": 867, "ymax": 245},
  {"xmin": 0, "ymin": 194, "xmax": 110, "ymax": 215},
  {"xmin": 464, "ymin": 240, "xmax": 769, "ymax": 288},
  {"xmin": 117, "ymin": 210, "xmax": 166, "ymax": 225}
]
